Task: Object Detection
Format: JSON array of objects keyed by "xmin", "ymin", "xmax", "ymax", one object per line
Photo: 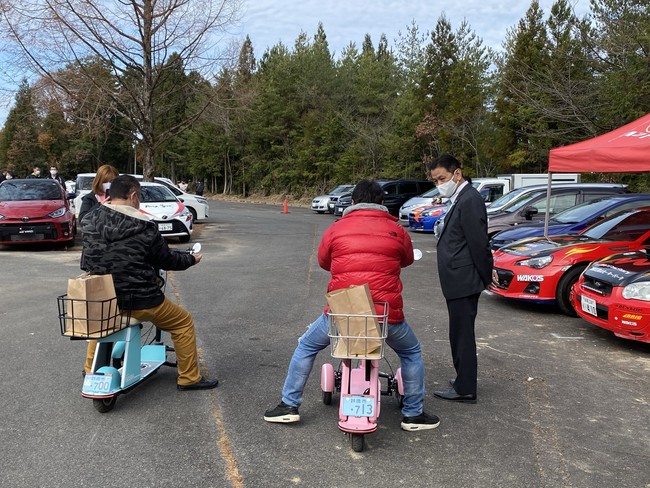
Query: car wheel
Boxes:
[
  {"xmin": 188, "ymin": 207, "xmax": 197, "ymax": 222},
  {"xmin": 556, "ymin": 265, "xmax": 587, "ymax": 317}
]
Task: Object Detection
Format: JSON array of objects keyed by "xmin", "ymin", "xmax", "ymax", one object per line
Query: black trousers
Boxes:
[{"xmin": 445, "ymin": 293, "xmax": 481, "ymax": 396}]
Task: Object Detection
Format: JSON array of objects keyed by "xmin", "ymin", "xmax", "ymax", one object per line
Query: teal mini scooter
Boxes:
[{"xmin": 59, "ymin": 243, "xmax": 201, "ymax": 413}]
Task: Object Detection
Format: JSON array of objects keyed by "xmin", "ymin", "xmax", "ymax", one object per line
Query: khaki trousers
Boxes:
[{"xmin": 84, "ymin": 297, "xmax": 202, "ymax": 386}]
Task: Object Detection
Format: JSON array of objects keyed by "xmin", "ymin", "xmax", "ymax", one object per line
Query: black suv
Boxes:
[{"xmin": 334, "ymin": 179, "xmax": 434, "ymax": 217}]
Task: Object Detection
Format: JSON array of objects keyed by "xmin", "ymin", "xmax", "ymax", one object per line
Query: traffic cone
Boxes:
[{"xmin": 282, "ymin": 197, "xmax": 289, "ymax": 214}]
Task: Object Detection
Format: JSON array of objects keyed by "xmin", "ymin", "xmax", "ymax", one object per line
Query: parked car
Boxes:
[
  {"xmin": 139, "ymin": 182, "xmax": 193, "ymax": 243},
  {"xmin": 74, "ymin": 173, "xmax": 209, "ymax": 222},
  {"xmin": 490, "ymin": 194, "xmax": 650, "ymax": 250},
  {"xmin": 0, "ymin": 178, "xmax": 76, "ymax": 245},
  {"xmin": 399, "ymin": 187, "xmax": 444, "ymax": 223},
  {"xmin": 334, "ymin": 179, "xmax": 433, "ymax": 217},
  {"xmin": 572, "ymin": 247, "xmax": 650, "ymax": 344},
  {"xmin": 408, "ymin": 203, "xmax": 447, "ymax": 232},
  {"xmin": 137, "ymin": 176, "xmax": 209, "ymax": 221},
  {"xmin": 311, "ymin": 184, "xmax": 355, "ymax": 214},
  {"xmin": 333, "ymin": 193, "xmax": 353, "ymax": 216},
  {"xmin": 486, "ymin": 183, "xmax": 629, "ymax": 239},
  {"xmin": 490, "ymin": 206, "xmax": 650, "ymax": 316}
]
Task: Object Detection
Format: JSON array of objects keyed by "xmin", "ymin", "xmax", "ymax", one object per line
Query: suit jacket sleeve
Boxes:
[{"xmin": 460, "ymin": 192, "xmax": 493, "ymax": 288}]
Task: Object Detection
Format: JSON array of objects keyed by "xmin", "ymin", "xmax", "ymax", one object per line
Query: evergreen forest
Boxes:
[{"xmin": 0, "ymin": 0, "xmax": 648, "ymax": 195}]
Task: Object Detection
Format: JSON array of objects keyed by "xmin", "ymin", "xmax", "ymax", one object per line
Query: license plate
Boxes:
[
  {"xmin": 341, "ymin": 395, "xmax": 375, "ymax": 417},
  {"xmin": 83, "ymin": 374, "xmax": 113, "ymax": 395},
  {"xmin": 581, "ymin": 295, "xmax": 598, "ymax": 317},
  {"xmin": 158, "ymin": 223, "xmax": 173, "ymax": 231}
]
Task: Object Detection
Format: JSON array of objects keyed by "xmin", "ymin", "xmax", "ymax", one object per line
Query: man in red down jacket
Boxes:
[{"xmin": 264, "ymin": 179, "xmax": 440, "ymax": 431}]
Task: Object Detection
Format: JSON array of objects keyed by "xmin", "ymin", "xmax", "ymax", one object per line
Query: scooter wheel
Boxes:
[
  {"xmin": 351, "ymin": 434, "xmax": 364, "ymax": 452},
  {"xmin": 93, "ymin": 396, "xmax": 117, "ymax": 413},
  {"xmin": 322, "ymin": 391, "xmax": 332, "ymax": 405}
]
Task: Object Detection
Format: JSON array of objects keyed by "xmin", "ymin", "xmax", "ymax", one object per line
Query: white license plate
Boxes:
[
  {"xmin": 158, "ymin": 223, "xmax": 173, "ymax": 231},
  {"xmin": 581, "ymin": 295, "xmax": 597, "ymax": 317},
  {"xmin": 83, "ymin": 374, "xmax": 113, "ymax": 395},
  {"xmin": 341, "ymin": 395, "xmax": 375, "ymax": 417}
]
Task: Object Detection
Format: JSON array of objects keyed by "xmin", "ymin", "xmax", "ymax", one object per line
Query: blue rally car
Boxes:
[{"xmin": 490, "ymin": 194, "xmax": 650, "ymax": 250}]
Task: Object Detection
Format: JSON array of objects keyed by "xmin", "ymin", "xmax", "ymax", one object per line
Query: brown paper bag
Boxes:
[
  {"xmin": 64, "ymin": 273, "xmax": 121, "ymax": 337},
  {"xmin": 326, "ymin": 283, "xmax": 383, "ymax": 357}
]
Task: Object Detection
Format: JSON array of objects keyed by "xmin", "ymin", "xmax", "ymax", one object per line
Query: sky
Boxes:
[
  {"xmin": 0, "ymin": 0, "xmax": 589, "ymax": 126},
  {"xmin": 236, "ymin": 0, "xmax": 589, "ymax": 59}
]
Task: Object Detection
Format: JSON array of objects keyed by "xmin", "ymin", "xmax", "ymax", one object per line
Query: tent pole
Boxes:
[{"xmin": 544, "ymin": 172, "xmax": 552, "ymax": 239}]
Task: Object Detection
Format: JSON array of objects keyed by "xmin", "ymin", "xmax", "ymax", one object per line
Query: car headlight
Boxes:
[
  {"xmin": 196, "ymin": 197, "xmax": 208, "ymax": 205},
  {"xmin": 516, "ymin": 255, "xmax": 553, "ymax": 269},
  {"xmin": 622, "ymin": 282, "xmax": 650, "ymax": 301},
  {"xmin": 0, "ymin": 214, "xmax": 5, "ymax": 220},
  {"xmin": 48, "ymin": 207, "xmax": 67, "ymax": 218},
  {"xmin": 421, "ymin": 208, "xmax": 444, "ymax": 218}
]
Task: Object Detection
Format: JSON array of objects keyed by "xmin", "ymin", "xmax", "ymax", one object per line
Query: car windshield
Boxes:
[
  {"xmin": 501, "ymin": 191, "xmax": 546, "ymax": 213},
  {"xmin": 141, "ymin": 185, "xmax": 178, "ymax": 203},
  {"xmin": 582, "ymin": 209, "xmax": 650, "ymax": 241},
  {"xmin": 329, "ymin": 185, "xmax": 354, "ymax": 195},
  {"xmin": 0, "ymin": 180, "xmax": 61, "ymax": 201},
  {"xmin": 419, "ymin": 187, "xmax": 440, "ymax": 198},
  {"xmin": 489, "ymin": 187, "xmax": 537, "ymax": 209},
  {"xmin": 76, "ymin": 175, "xmax": 94, "ymax": 191},
  {"xmin": 550, "ymin": 198, "xmax": 619, "ymax": 224}
]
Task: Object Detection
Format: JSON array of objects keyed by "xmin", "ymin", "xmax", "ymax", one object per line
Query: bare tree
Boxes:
[{"xmin": 1, "ymin": 0, "xmax": 241, "ymax": 180}]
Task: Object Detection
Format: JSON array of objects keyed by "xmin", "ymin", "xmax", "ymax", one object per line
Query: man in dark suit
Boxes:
[{"xmin": 428, "ymin": 154, "xmax": 493, "ymax": 403}]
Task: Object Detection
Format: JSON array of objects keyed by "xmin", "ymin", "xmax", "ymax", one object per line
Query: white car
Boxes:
[
  {"xmin": 142, "ymin": 177, "xmax": 209, "ymax": 222},
  {"xmin": 139, "ymin": 182, "xmax": 193, "ymax": 242},
  {"xmin": 311, "ymin": 184, "xmax": 355, "ymax": 214},
  {"xmin": 74, "ymin": 173, "xmax": 209, "ymax": 222}
]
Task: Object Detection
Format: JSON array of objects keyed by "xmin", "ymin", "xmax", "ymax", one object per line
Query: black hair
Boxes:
[
  {"xmin": 109, "ymin": 174, "xmax": 140, "ymax": 199},
  {"xmin": 426, "ymin": 153, "xmax": 461, "ymax": 173},
  {"xmin": 426, "ymin": 154, "xmax": 472, "ymax": 183},
  {"xmin": 351, "ymin": 179, "xmax": 384, "ymax": 205}
]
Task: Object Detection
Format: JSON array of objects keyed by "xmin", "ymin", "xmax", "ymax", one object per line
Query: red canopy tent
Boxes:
[
  {"xmin": 542, "ymin": 113, "xmax": 650, "ymax": 236},
  {"xmin": 549, "ymin": 113, "xmax": 650, "ymax": 172}
]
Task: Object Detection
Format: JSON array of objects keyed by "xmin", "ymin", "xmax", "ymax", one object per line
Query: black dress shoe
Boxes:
[
  {"xmin": 177, "ymin": 376, "xmax": 219, "ymax": 391},
  {"xmin": 433, "ymin": 387, "xmax": 476, "ymax": 403}
]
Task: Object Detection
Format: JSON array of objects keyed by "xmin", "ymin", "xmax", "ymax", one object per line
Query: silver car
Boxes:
[
  {"xmin": 398, "ymin": 187, "xmax": 443, "ymax": 223},
  {"xmin": 311, "ymin": 185, "xmax": 355, "ymax": 214}
]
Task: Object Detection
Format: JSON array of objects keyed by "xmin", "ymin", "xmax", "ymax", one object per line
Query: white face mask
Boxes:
[
  {"xmin": 437, "ymin": 172, "xmax": 459, "ymax": 198},
  {"xmin": 50, "ymin": 170, "xmax": 57, "ymax": 176},
  {"xmin": 102, "ymin": 182, "xmax": 111, "ymax": 193}
]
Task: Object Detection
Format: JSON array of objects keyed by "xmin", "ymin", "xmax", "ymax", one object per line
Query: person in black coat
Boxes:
[{"xmin": 428, "ymin": 154, "xmax": 493, "ymax": 403}]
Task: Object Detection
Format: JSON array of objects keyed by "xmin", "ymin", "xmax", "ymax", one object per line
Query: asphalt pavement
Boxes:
[{"xmin": 1, "ymin": 200, "xmax": 648, "ymax": 488}]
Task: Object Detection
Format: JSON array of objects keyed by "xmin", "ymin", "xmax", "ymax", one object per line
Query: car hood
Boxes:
[
  {"xmin": 0, "ymin": 200, "xmax": 65, "ymax": 218},
  {"xmin": 139, "ymin": 201, "xmax": 185, "ymax": 220},
  {"xmin": 583, "ymin": 251, "xmax": 650, "ymax": 286},
  {"xmin": 500, "ymin": 234, "xmax": 604, "ymax": 257},
  {"xmin": 494, "ymin": 222, "xmax": 576, "ymax": 241}
]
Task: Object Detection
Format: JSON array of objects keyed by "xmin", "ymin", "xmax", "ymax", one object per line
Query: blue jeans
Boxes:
[{"xmin": 281, "ymin": 313, "xmax": 425, "ymax": 417}]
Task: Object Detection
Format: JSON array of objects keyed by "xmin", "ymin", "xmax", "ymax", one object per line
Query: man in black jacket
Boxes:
[
  {"xmin": 429, "ymin": 154, "xmax": 493, "ymax": 403},
  {"xmin": 81, "ymin": 175, "xmax": 217, "ymax": 390}
]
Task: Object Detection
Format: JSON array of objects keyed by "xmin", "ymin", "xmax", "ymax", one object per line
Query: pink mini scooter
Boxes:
[{"xmin": 320, "ymin": 302, "xmax": 403, "ymax": 452}]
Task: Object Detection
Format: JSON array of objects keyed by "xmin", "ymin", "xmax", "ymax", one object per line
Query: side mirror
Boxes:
[
  {"xmin": 523, "ymin": 206, "xmax": 539, "ymax": 220},
  {"xmin": 191, "ymin": 242, "xmax": 202, "ymax": 254}
]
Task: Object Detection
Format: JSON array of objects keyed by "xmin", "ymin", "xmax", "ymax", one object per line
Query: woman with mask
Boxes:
[
  {"xmin": 427, "ymin": 154, "xmax": 493, "ymax": 404},
  {"xmin": 78, "ymin": 164, "xmax": 120, "ymax": 224}
]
